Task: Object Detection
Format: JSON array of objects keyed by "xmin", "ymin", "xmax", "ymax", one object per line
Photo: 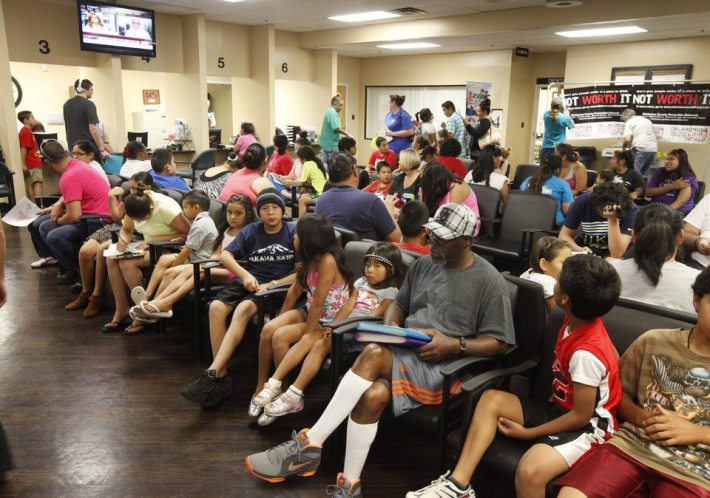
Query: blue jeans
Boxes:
[
  {"xmin": 321, "ymin": 149, "xmax": 338, "ymax": 171},
  {"xmin": 634, "ymin": 151, "xmax": 656, "ymax": 176},
  {"xmin": 29, "ymin": 214, "xmax": 105, "ymax": 273}
]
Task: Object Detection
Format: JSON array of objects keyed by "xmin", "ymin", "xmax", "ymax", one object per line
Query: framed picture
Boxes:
[{"xmin": 142, "ymin": 89, "xmax": 160, "ymax": 105}]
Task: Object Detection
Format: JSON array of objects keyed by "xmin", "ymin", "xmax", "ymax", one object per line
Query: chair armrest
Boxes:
[
  {"xmin": 478, "ymin": 216, "xmax": 502, "ymax": 225},
  {"xmin": 176, "ymin": 170, "xmax": 193, "ymax": 179},
  {"xmin": 191, "ymin": 258, "xmax": 221, "ymax": 266},
  {"xmin": 462, "ymin": 358, "xmax": 540, "ymax": 395},
  {"xmin": 331, "ymin": 316, "xmax": 383, "ymax": 335},
  {"xmin": 521, "ymin": 228, "xmax": 559, "ymax": 236},
  {"xmin": 148, "ymin": 239, "xmax": 183, "ymax": 248},
  {"xmin": 439, "ymin": 353, "xmax": 507, "ymax": 378},
  {"xmin": 254, "ymin": 282, "xmax": 292, "ymax": 298},
  {"xmin": 80, "ymin": 214, "xmax": 109, "ymax": 222}
]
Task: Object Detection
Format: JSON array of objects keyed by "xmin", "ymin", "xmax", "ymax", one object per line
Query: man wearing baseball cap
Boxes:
[{"xmin": 246, "ymin": 202, "xmax": 515, "ymax": 496}]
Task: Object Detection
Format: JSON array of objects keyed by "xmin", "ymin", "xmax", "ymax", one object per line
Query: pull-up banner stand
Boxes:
[{"xmin": 562, "ymin": 84, "xmax": 710, "ymax": 144}]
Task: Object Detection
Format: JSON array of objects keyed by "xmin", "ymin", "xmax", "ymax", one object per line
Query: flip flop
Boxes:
[
  {"xmin": 139, "ymin": 300, "xmax": 173, "ymax": 319},
  {"xmin": 102, "ymin": 319, "xmax": 131, "ymax": 334},
  {"xmin": 130, "ymin": 286, "xmax": 147, "ymax": 306},
  {"xmin": 130, "ymin": 307, "xmax": 158, "ymax": 324}
]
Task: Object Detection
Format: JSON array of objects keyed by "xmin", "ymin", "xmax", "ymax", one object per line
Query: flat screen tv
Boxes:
[{"xmin": 77, "ymin": 1, "xmax": 156, "ymax": 58}]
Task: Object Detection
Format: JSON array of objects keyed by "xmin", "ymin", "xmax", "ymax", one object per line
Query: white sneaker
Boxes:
[
  {"xmin": 264, "ymin": 391, "xmax": 304, "ymax": 417},
  {"xmin": 247, "ymin": 382, "xmax": 282, "ymax": 418},
  {"xmin": 30, "ymin": 257, "xmax": 58, "ymax": 269},
  {"xmin": 406, "ymin": 471, "xmax": 475, "ymax": 498}
]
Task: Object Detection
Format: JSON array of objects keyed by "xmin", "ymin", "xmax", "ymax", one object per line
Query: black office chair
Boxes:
[
  {"xmin": 472, "ymin": 191, "xmax": 558, "ymax": 273},
  {"xmin": 694, "ymin": 180, "xmax": 705, "ymax": 205},
  {"xmin": 0, "ymin": 162, "xmax": 17, "ymax": 212},
  {"xmin": 470, "ymin": 184, "xmax": 502, "ymax": 239},
  {"xmin": 334, "ymin": 226, "xmax": 361, "ymax": 247},
  {"xmin": 511, "ymin": 164, "xmax": 539, "ymax": 190},
  {"xmin": 107, "ymin": 174, "xmax": 123, "ymax": 188},
  {"xmin": 177, "ymin": 149, "xmax": 216, "ymax": 183},
  {"xmin": 585, "ymin": 169, "xmax": 598, "ymax": 189}
]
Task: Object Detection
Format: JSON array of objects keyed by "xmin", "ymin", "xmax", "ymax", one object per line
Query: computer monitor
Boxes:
[
  {"xmin": 127, "ymin": 131, "xmax": 148, "ymax": 147},
  {"xmin": 33, "ymin": 132, "xmax": 58, "ymax": 147},
  {"xmin": 208, "ymin": 128, "xmax": 222, "ymax": 148}
]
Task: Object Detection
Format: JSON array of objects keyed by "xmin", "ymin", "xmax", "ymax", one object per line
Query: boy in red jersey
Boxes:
[{"xmin": 407, "ymin": 255, "xmax": 623, "ymax": 498}]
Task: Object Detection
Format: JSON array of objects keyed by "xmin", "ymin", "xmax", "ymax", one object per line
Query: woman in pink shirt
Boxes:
[
  {"xmin": 219, "ymin": 143, "xmax": 273, "ymax": 206},
  {"xmin": 28, "ymin": 140, "xmax": 111, "ymax": 283},
  {"xmin": 233, "ymin": 122, "xmax": 259, "ymax": 157},
  {"xmin": 421, "ymin": 162, "xmax": 480, "ymax": 236}
]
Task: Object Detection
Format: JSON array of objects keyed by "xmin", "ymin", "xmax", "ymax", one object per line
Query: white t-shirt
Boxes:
[
  {"xmin": 467, "ymin": 170, "xmax": 508, "ymax": 191},
  {"xmin": 120, "ymin": 159, "xmax": 152, "ymax": 178},
  {"xmin": 519, "ymin": 268, "xmax": 556, "ymax": 298},
  {"xmin": 623, "ymin": 116, "xmax": 657, "ymax": 152},
  {"xmin": 610, "ymin": 258, "xmax": 699, "ymax": 314},
  {"xmin": 420, "ymin": 121, "xmax": 437, "ymax": 137},
  {"xmin": 684, "ymin": 193, "xmax": 710, "ymax": 267},
  {"xmin": 563, "ymin": 326, "xmax": 608, "ymax": 386},
  {"xmin": 88, "ymin": 160, "xmax": 109, "ymax": 185}
]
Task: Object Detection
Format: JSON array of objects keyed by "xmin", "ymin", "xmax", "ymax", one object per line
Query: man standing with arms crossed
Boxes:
[
  {"xmin": 320, "ymin": 94, "xmax": 351, "ymax": 168},
  {"xmin": 63, "ymin": 79, "xmax": 109, "ymax": 160}
]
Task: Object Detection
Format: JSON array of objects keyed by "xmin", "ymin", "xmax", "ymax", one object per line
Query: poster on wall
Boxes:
[
  {"xmin": 465, "ymin": 81, "xmax": 492, "ymax": 118},
  {"xmin": 563, "ymin": 84, "xmax": 710, "ymax": 144}
]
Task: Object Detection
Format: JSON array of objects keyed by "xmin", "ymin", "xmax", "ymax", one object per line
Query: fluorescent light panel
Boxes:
[
  {"xmin": 223, "ymin": 0, "xmax": 244, "ymax": 3},
  {"xmin": 377, "ymin": 42, "xmax": 441, "ymax": 50},
  {"xmin": 556, "ymin": 26, "xmax": 647, "ymax": 38},
  {"xmin": 329, "ymin": 11, "xmax": 400, "ymax": 23}
]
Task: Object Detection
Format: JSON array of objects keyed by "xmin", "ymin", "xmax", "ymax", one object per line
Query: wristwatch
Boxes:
[{"xmin": 458, "ymin": 337, "xmax": 467, "ymax": 357}]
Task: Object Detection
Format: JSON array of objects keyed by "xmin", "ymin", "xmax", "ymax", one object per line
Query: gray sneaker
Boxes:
[
  {"xmin": 245, "ymin": 428, "xmax": 322, "ymax": 483},
  {"xmin": 326, "ymin": 473, "xmax": 362, "ymax": 497}
]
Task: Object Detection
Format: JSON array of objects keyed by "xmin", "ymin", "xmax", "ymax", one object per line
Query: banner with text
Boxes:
[{"xmin": 564, "ymin": 84, "xmax": 710, "ymax": 144}]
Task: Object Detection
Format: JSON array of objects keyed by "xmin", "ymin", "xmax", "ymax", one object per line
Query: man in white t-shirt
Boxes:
[
  {"xmin": 683, "ymin": 193, "xmax": 710, "ymax": 269},
  {"xmin": 621, "ymin": 109, "xmax": 657, "ymax": 176}
]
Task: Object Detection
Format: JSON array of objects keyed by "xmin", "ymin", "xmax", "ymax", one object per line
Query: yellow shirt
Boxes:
[{"xmin": 300, "ymin": 160, "xmax": 328, "ymax": 194}]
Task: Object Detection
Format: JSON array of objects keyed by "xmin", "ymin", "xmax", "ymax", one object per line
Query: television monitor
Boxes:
[
  {"xmin": 127, "ymin": 131, "xmax": 148, "ymax": 147},
  {"xmin": 208, "ymin": 128, "xmax": 222, "ymax": 148},
  {"xmin": 33, "ymin": 132, "xmax": 58, "ymax": 148},
  {"xmin": 77, "ymin": 1, "xmax": 156, "ymax": 58}
]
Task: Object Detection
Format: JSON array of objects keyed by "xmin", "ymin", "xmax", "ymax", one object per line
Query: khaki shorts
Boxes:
[{"xmin": 25, "ymin": 168, "xmax": 43, "ymax": 184}]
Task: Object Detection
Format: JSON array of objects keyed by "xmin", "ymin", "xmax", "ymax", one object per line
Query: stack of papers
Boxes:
[{"xmin": 354, "ymin": 322, "xmax": 432, "ymax": 347}]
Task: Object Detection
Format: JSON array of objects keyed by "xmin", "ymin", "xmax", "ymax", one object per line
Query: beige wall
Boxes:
[
  {"xmin": 205, "ymin": 21, "xmax": 250, "ymax": 78},
  {"xmin": 356, "ymin": 49, "xmax": 513, "ymax": 164},
  {"xmin": 565, "ymin": 37, "xmax": 710, "ymax": 180},
  {"xmin": 208, "ymin": 83, "xmax": 234, "ymax": 140},
  {"xmin": 338, "ymin": 55, "xmax": 361, "ymax": 138}
]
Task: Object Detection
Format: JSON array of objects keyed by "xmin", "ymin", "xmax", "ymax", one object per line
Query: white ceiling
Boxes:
[
  {"xmin": 112, "ymin": 0, "xmax": 710, "ymax": 56},
  {"xmin": 130, "ymin": 0, "xmax": 546, "ymax": 30}
]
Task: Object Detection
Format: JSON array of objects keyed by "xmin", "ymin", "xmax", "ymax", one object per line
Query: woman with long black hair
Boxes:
[{"xmin": 610, "ymin": 203, "xmax": 699, "ymax": 313}]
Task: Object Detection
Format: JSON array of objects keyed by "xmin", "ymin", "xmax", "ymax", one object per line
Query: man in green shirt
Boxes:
[{"xmin": 320, "ymin": 95, "xmax": 351, "ymax": 167}]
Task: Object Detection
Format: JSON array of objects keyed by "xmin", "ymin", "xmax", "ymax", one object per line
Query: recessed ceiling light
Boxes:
[
  {"xmin": 556, "ymin": 26, "xmax": 647, "ymax": 38},
  {"xmin": 376, "ymin": 42, "xmax": 441, "ymax": 50},
  {"xmin": 329, "ymin": 11, "xmax": 401, "ymax": 23},
  {"xmin": 223, "ymin": 0, "xmax": 244, "ymax": 3}
]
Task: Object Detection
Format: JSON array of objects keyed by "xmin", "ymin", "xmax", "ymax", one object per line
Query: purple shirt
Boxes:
[{"xmin": 647, "ymin": 169, "xmax": 698, "ymax": 214}]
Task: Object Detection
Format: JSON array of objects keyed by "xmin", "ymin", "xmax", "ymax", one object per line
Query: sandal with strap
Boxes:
[
  {"xmin": 102, "ymin": 318, "xmax": 131, "ymax": 334},
  {"xmin": 139, "ymin": 300, "xmax": 173, "ymax": 319}
]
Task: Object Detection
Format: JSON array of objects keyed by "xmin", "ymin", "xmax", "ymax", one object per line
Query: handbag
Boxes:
[{"xmin": 477, "ymin": 118, "xmax": 500, "ymax": 148}]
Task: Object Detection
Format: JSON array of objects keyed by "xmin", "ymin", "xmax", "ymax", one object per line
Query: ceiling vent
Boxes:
[
  {"xmin": 388, "ymin": 7, "xmax": 428, "ymax": 15},
  {"xmin": 545, "ymin": 0, "xmax": 583, "ymax": 7}
]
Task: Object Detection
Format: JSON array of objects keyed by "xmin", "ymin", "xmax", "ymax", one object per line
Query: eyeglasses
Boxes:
[{"xmin": 72, "ymin": 150, "xmax": 89, "ymax": 157}]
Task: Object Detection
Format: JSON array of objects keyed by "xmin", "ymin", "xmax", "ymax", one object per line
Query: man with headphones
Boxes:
[{"xmin": 63, "ymin": 79, "xmax": 109, "ymax": 160}]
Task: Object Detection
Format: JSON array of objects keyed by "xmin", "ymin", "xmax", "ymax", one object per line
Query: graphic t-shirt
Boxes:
[
  {"xmin": 609, "ymin": 329, "xmax": 710, "ymax": 489},
  {"xmin": 224, "ymin": 221, "xmax": 296, "ymax": 284},
  {"xmin": 18, "ymin": 127, "xmax": 41, "ymax": 169},
  {"xmin": 351, "ymin": 276, "xmax": 398, "ymax": 315},
  {"xmin": 563, "ymin": 191, "xmax": 639, "ymax": 257},
  {"xmin": 615, "ymin": 168, "xmax": 644, "ymax": 194}
]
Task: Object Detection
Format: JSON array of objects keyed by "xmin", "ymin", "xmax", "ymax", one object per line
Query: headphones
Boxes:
[
  {"xmin": 39, "ymin": 138, "xmax": 69, "ymax": 161},
  {"xmin": 76, "ymin": 79, "xmax": 86, "ymax": 93}
]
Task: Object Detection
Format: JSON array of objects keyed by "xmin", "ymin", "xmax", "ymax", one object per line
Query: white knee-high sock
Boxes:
[
  {"xmin": 343, "ymin": 416, "xmax": 378, "ymax": 482},
  {"xmin": 307, "ymin": 369, "xmax": 373, "ymax": 445}
]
